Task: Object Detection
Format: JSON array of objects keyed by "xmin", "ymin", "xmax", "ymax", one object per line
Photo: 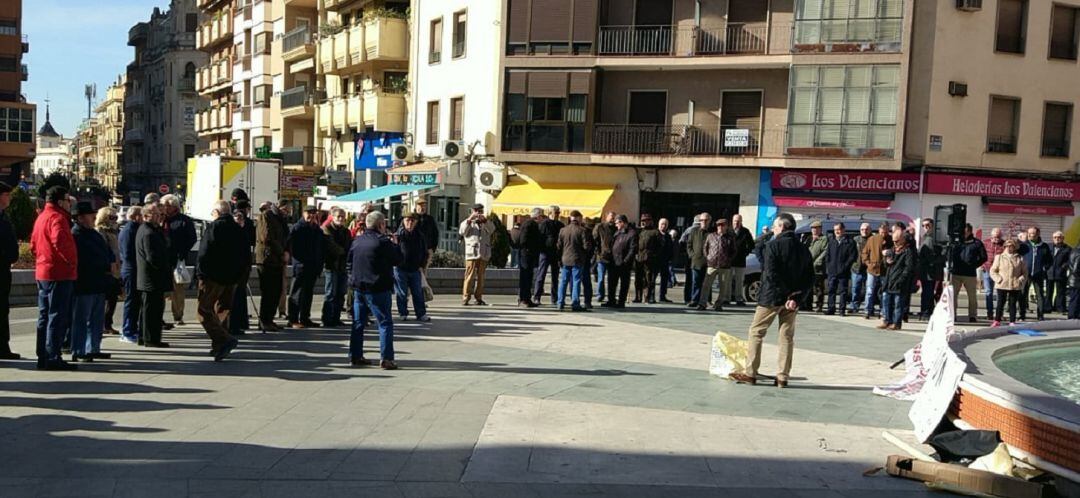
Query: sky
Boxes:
[{"xmin": 23, "ymin": 0, "xmax": 166, "ymax": 137}]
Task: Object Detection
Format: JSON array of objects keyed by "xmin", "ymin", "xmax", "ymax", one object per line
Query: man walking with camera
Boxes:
[{"xmin": 460, "ymin": 204, "xmax": 495, "ymax": 306}]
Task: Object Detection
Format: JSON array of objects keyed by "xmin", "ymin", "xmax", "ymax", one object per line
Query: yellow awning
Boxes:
[{"xmin": 491, "ymin": 178, "xmax": 615, "ymax": 219}]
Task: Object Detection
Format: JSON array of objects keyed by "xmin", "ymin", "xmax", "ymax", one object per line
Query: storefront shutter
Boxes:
[
  {"xmin": 508, "ymin": 0, "xmax": 529, "ymax": 43},
  {"xmin": 573, "ymin": 0, "xmax": 598, "ymax": 42},
  {"xmin": 981, "ymin": 212, "xmax": 1063, "ymax": 239},
  {"xmin": 527, "ymin": 72, "xmax": 568, "ymax": 98},
  {"xmin": 531, "ymin": 0, "xmax": 571, "ymax": 42}
]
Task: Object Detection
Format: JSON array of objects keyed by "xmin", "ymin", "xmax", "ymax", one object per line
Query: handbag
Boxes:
[
  {"xmin": 173, "ymin": 261, "xmax": 193, "ymax": 285},
  {"xmin": 421, "ymin": 271, "xmax": 435, "ymax": 302}
]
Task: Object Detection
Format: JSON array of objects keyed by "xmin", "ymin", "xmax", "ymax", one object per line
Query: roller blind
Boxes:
[
  {"xmin": 988, "ymin": 97, "xmax": 1018, "ymax": 139},
  {"xmin": 1050, "ymin": 5, "xmax": 1078, "ymax": 59},
  {"xmin": 1043, "ymin": 103, "xmax": 1071, "ymax": 145},
  {"xmin": 995, "ymin": 0, "xmax": 1025, "ymax": 53},
  {"xmin": 573, "ymin": 0, "xmax": 598, "ymax": 42},
  {"xmin": 531, "ymin": 0, "xmax": 570, "ymax": 41},
  {"xmin": 508, "ymin": 0, "xmax": 528, "ymax": 43},
  {"xmin": 569, "ymin": 72, "xmax": 590, "ymax": 94},
  {"xmin": 528, "ymin": 72, "xmax": 568, "ymax": 98},
  {"xmin": 507, "ymin": 72, "xmax": 527, "ymax": 94}
]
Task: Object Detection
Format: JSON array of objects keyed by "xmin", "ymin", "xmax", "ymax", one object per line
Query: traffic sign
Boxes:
[{"xmin": 159, "ymin": 184, "xmax": 170, "ymax": 194}]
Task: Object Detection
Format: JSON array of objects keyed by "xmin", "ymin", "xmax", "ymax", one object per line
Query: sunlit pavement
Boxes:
[{"xmin": 0, "ymin": 293, "xmax": 946, "ymax": 497}]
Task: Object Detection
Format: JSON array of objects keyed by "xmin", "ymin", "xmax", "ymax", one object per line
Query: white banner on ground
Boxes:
[
  {"xmin": 909, "ymin": 346, "xmax": 967, "ymax": 442},
  {"xmin": 872, "ymin": 285, "xmax": 960, "ymax": 400}
]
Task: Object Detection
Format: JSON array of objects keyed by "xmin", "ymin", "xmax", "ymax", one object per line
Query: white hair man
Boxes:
[
  {"xmin": 1047, "ymin": 230, "xmax": 1071, "ymax": 314},
  {"xmin": 195, "ymin": 199, "xmax": 246, "ymax": 361},
  {"xmin": 729, "ymin": 214, "xmax": 754, "ymax": 307},
  {"xmin": 459, "ymin": 203, "xmax": 495, "ymax": 306},
  {"xmin": 159, "ymin": 193, "xmax": 197, "ymax": 327},
  {"xmin": 348, "ymin": 210, "xmax": 404, "ymax": 369}
]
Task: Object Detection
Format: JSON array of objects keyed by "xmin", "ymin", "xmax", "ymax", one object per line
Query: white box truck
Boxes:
[{"xmin": 185, "ymin": 155, "xmax": 281, "ymax": 221}]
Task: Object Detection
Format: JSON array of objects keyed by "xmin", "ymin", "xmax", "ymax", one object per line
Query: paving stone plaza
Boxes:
[{"xmin": 0, "ymin": 294, "xmax": 965, "ymax": 497}]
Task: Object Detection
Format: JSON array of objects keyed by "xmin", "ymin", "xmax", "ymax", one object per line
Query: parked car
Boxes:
[{"xmin": 740, "ymin": 216, "xmax": 894, "ymax": 302}]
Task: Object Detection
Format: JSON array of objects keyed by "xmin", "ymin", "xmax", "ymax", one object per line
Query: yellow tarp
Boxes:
[{"xmin": 490, "ymin": 178, "xmax": 614, "ymax": 219}]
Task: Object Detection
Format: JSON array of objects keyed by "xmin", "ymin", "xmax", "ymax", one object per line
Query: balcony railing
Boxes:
[
  {"xmin": 592, "ymin": 124, "xmax": 767, "ymax": 156},
  {"xmin": 128, "ymin": 22, "xmax": 149, "ymax": 46},
  {"xmin": 792, "ymin": 17, "xmax": 903, "ymax": 52},
  {"xmin": 1042, "ymin": 141, "xmax": 1070, "ymax": 157},
  {"xmin": 282, "ymin": 25, "xmax": 312, "ymax": 53},
  {"xmin": 281, "ymin": 146, "xmax": 325, "ymax": 168},
  {"xmin": 988, "ymin": 136, "xmax": 1018, "ymax": 154},
  {"xmin": 281, "ymin": 87, "xmax": 324, "ymax": 109},
  {"xmin": 597, "ymin": 23, "xmax": 788, "ymax": 57}
]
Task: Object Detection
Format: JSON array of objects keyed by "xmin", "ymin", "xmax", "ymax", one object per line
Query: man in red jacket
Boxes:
[{"xmin": 30, "ymin": 186, "xmax": 78, "ymax": 370}]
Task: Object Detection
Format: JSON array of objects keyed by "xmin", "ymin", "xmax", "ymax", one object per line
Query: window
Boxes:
[
  {"xmin": 995, "ymin": 0, "xmax": 1027, "ymax": 54},
  {"xmin": 427, "ymin": 101, "xmax": 440, "ymax": 144},
  {"xmin": 1050, "ymin": 5, "xmax": 1079, "ymax": 60},
  {"xmin": 0, "ymin": 20, "xmax": 16, "ymax": 36},
  {"xmin": 0, "ymin": 106, "xmax": 34, "ymax": 144},
  {"xmin": 254, "ymin": 32, "xmax": 271, "ymax": 55},
  {"xmin": 987, "ymin": 96, "xmax": 1020, "ymax": 153},
  {"xmin": 429, "ymin": 18, "xmax": 443, "ymax": 64},
  {"xmin": 253, "ymin": 85, "xmax": 271, "ymax": 107},
  {"xmin": 1042, "ymin": 102, "xmax": 1072, "ymax": 157},
  {"xmin": 186, "ymin": 13, "xmax": 198, "ymax": 33},
  {"xmin": 0, "ymin": 56, "xmax": 15, "ymax": 72},
  {"xmin": 503, "ymin": 93, "xmax": 587, "ymax": 152},
  {"xmin": 787, "ymin": 65, "xmax": 898, "ymax": 154},
  {"xmin": 450, "ymin": 97, "xmax": 464, "ymax": 140},
  {"xmin": 452, "ymin": 11, "xmax": 467, "ymax": 58},
  {"xmin": 793, "ymin": 0, "xmax": 903, "ymax": 49},
  {"xmin": 384, "ymin": 71, "xmax": 407, "ymax": 94}
]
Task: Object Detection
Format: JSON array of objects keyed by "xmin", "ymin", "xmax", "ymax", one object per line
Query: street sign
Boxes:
[{"xmin": 158, "ymin": 184, "xmax": 170, "ymax": 194}]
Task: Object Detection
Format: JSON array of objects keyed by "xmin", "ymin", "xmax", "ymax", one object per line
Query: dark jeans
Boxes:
[
  {"xmin": 826, "ymin": 276, "xmax": 850, "ymax": 314},
  {"xmin": 229, "ymin": 283, "xmax": 249, "ymax": 334},
  {"xmin": 257, "ymin": 265, "xmax": 284, "ymax": 324},
  {"xmin": 1068, "ymin": 287, "xmax": 1080, "ymax": 320},
  {"xmin": 140, "ymin": 290, "xmax": 165, "ymax": 345},
  {"xmin": 995, "ymin": 289, "xmax": 1020, "ymax": 323},
  {"xmin": 658, "ymin": 264, "xmax": 671, "ymax": 300},
  {"xmin": 394, "ymin": 268, "xmax": 426, "ymax": 318},
  {"xmin": 583, "ymin": 259, "xmax": 593, "ymax": 305},
  {"xmin": 1046, "ymin": 279, "xmax": 1067, "ymax": 312},
  {"xmin": 287, "ymin": 265, "xmax": 319, "ymax": 323},
  {"xmin": 351, "ymin": 290, "xmax": 394, "ymax": 361},
  {"xmin": 633, "ymin": 262, "xmax": 657, "ymax": 302},
  {"xmin": 683, "ymin": 261, "xmax": 694, "ymax": 303},
  {"xmin": 596, "ymin": 261, "xmax": 608, "ymax": 301},
  {"xmin": 881, "ymin": 291, "xmax": 903, "ymax": 326},
  {"xmin": 36, "ymin": 280, "xmax": 73, "ymax": 361},
  {"xmin": 0, "ymin": 266, "xmax": 11, "ymax": 353},
  {"xmin": 607, "ymin": 264, "xmax": 632, "ymax": 306},
  {"xmin": 919, "ymin": 278, "xmax": 937, "ymax": 316},
  {"xmin": 689, "ymin": 267, "xmax": 706, "ymax": 306},
  {"xmin": 518, "ymin": 262, "xmax": 535, "ymax": 303},
  {"xmin": 533, "ymin": 252, "xmax": 559, "ymax": 303},
  {"xmin": 322, "ymin": 270, "xmax": 348, "ymax": 324},
  {"xmin": 1021, "ymin": 277, "xmax": 1045, "ymax": 319},
  {"xmin": 121, "ymin": 275, "xmax": 141, "ymax": 340}
]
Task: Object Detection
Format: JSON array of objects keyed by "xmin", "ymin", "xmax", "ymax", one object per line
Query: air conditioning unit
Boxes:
[
  {"xmin": 948, "ymin": 81, "xmax": 968, "ymax": 97},
  {"xmin": 442, "ymin": 140, "xmax": 465, "ymax": 160},
  {"xmin": 956, "ymin": 0, "xmax": 982, "ymax": 11},
  {"xmin": 392, "ymin": 144, "xmax": 414, "ymax": 162},
  {"xmin": 475, "ymin": 163, "xmax": 507, "ymax": 191}
]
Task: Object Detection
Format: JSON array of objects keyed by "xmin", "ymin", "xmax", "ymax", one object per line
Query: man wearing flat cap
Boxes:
[
  {"xmin": 459, "ymin": 203, "xmax": 495, "ymax": 306},
  {"xmin": 285, "ymin": 206, "xmax": 325, "ymax": 328},
  {"xmin": 804, "ymin": 220, "xmax": 828, "ymax": 312}
]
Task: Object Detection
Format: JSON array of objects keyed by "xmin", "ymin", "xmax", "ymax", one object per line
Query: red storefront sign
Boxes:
[
  {"xmin": 772, "ymin": 170, "xmax": 921, "ymax": 193},
  {"xmin": 774, "ymin": 196, "xmax": 892, "ymax": 210},
  {"xmin": 985, "ymin": 202, "xmax": 1076, "ymax": 216},
  {"xmin": 926, "ymin": 173, "xmax": 1080, "ymax": 201}
]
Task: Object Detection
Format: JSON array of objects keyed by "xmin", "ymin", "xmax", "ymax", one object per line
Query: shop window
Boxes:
[
  {"xmin": 1049, "ymin": 5, "xmax": 1079, "ymax": 60},
  {"xmin": 452, "ymin": 11, "xmax": 467, "ymax": 58},
  {"xmin": 450, "ymin": 97, "xmax": 464, "ymax": 140},
  {"xmin": 787, "ymin": 65, "xmax": 897, "ymax": 154},
  {"xmin": 793, "ymin": 0, "xmax": 903, "ymax": 49},
  {"xmin": 427, "ymin": 101, "xmax": 440, "ymax": 144},
  {"xmin": 1041, "ymin": 102, "xmax": 1072, "ymax": 157},
  {"xmin": 995, "ymin": 0, "xmax": 1027, "ymax": 54},
  {"xmin": 429, "ymin": 18, "xmax": 443, "ymax": 64},
  {"xmin": 987, "ymin": 96, "xmax": 1020, "ymax": 153}
]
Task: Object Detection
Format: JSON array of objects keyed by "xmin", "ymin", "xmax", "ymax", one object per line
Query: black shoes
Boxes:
[
  {"xmin": 0, "ymin": 351, "xmax": 20, "ymax": 360},
  {"xmin": 214, "ymin": 338, "xmax": 239, "ymax": 362},
  {"xmin": 144, "ymin": 342, "xmax": 170, "ymax": 348},
  {"xmin": 474, "ymin": 300, "xmax": 489, "ymax": 306},
  {"xmin": 350, "ymin": 357, "xmax": 370, "ymax": 367},
  {"xmin": 90, "ymin": 352, "xmax": 112, "ymax": 360},
  {"xmin": 38, "ymin": 359, "xmax": 77, "ymax": 371}
]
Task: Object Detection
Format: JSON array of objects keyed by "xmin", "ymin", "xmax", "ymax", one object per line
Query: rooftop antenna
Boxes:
[{"xmin": 84, "ymin": 83, "xmax": 96, "ymax": 120}]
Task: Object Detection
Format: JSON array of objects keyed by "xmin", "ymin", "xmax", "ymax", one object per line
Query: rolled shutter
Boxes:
[
  {"xmin": 528, "ymin": 72, "xmax": 568, "ymax": 98},
  {"xmin": 988, "ymin": 98, "xmax": 1018, "ymax": 139},
  {"xmin": 1043, "ymin": 103, "xmax": 1070, "ymax": 146},
  {"xmin": 1050, "ymin": 5, "xmax": 1077, "ymax": 59},
  {"xmin": 721, "ymin": 92, "xmax": 761, "ymax": 128},
  {"xmin": 573, "ymin": 0, "xmax": 598, "ymax": 43},
  {"xmin": 508, "ymin": 0, "xmax": 528, "ymax": 44},
  {"xmin": 569, "ymin": 72, "xmax": 590, "ymax": 94},
  {"xmin": 507, "ymin": 72, "xmax": 527, "ymax": 94},
  {"xmin": 996, "ymin": 0, "xmax": 1024, "ymax": 52},
  {"xmin": 531, "ymin": 0, "xmax": 571, "ymax": 42}
]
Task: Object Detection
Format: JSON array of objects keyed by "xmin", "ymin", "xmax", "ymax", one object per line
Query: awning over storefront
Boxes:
[
  {"xmin": 317, "ymin": 184, "xmax": 437, "ymax": 211},
  {"xmin": 491, "ymin": 178, "xmax": 615, "ymax": 219},
  {"xmin": 985, "ymin": 199, "xmax": 1075, "ymax": 216},
  {"xmin": 773, "ymin": 195, "xmax": 892, "ymax": 210}
]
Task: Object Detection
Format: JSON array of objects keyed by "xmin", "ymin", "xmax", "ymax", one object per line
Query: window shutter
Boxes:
[
  {"xmin": 573, "ymin": 0, "xmax": 598, "ymax": 42},
  {"xmin": 527, "ymin": 72, "xmax": 568, "ymax": 98},
  {"xmin": 508, "ymin": 72, "xmax": 528, "ymax": 94},
  {"xmin": 818, "ymin": 88, "xmax": 845, "ymax": 124},
  {"xmin": 988, "ymin": 98, "xmax": 1018, "ymax": 139},
  {"xmin": 427, "ymin": 101, "xmax": 440, "ymax": 144},
  {"xmin": 845, "ymin": 88, "xmax": 870, "ymax": 124},
  {"xmin": 996, "ymin": 0, "xmax": 1024, "ymax": 53},
  {"xmin": 790, "ymin": 88, "xmax": 817, "ymax": 124},
  {"xmin": 569, "ymin": 72, "xmax": 590, "ymax": 94},
  {"xmin": 431, "ymin": 19, "xmax": 444, "ymax": 54},
  {"xmin": 797, "ymin": 0, "xmax": 824, "ymax": 20},
  {"xmin": 1044, "ymin": 103, "xmax": 1070, "ymax": 145},
  {"xmin": 721, "ymin": 92, "xmax": 762, "ymax": 129},
  {"xmin": 1050, "ymin": 5, "xmax": 1077, "ymax": 59},
  {"xmin": 452, "ymin": 98, "xmax": 465, "ymax": 140},
  {"xmin": 871, "ymin": 88, "xmax": 897, "ymax": 124},
  {"xmin": 531, "ymin": 0, "xmax": 571, "ymax": 42},
  {"xmin": 508, "ymin": 0, "xmax": 528, "ymax": 43}
]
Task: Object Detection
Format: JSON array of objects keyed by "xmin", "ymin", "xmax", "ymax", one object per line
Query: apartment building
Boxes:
[
  {"xmin": 124, "ymin": 1, "xmax": 207, "ymax": 202},
  {"xmin": 314, "ymin": 0, "xmax": 409, "ymax": 191},
  {"xmin": 94, "ymin": 76, "xmax": 126, "ymax": 191},
  {"xmin": 76, "ymin": 118, "xmax": 98, "ymax": 180},
  {"xmin": 195, "ymin": 0, "xmax": 236, "ymax": 152},
  {"xmin": 0, "ymin": 0, "xmax": 34, "ymax": 183},
  {"xmin": 482, "ymin": 0, "xmax": 1080, "ymax": 240}
]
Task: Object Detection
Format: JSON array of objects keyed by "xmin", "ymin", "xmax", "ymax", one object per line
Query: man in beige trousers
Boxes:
[{"xmin": 460, "ymin": 204, "xmax": 495, "ymax": 306}]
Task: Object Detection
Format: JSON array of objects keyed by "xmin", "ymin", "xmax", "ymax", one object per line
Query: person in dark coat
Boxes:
[
  {"xmin": 729, "ymin": 214, "xmax": 755, "ymax": 306},
  {"xmin": 394, "ymin": 212, "xmax": 430, "ymax": 321},
  {"xmin": 678, "ymin": 218, "xmax": 700, "ymax": 304},
  {"xmin": 228, "ymin": 200, "xmax": 256, "ymax": 336},
  {"xmin": 879, "ymin": 227, "xmax": 915, "ymax": 330},
  {"xmin": 70, "ymin": 202, "xmax": 115, "ymax": 362},
  {"xmin": 593, "ymin": 212, "xmax": 616, "ymax": 303},
  {"xmin": 135, "ymin": 203, "xmax": 171, "ymax": 348},
  {"xmin": 556, "ymin": 210, "xmax": 593, "ymax": 311},
  {"xmin": 348, "ymin": 211, "xmax": 404, "ymax": 370},
  {"xmin": 824, "ymin": 223, "xmax": 858, "ymax": 316},
  {"xmin": 0, "ymin": 182, "xmax": 20, "ymax": 360},
  {"xmin": 950, "ymin": 224, "xmax": 988, "ymax": 322},
  {"xmin": 686, "ymin": 213, "xmax": 712, "ymax": 308},
  {"xmin": 729, "ymin": 213, "xmax": 812, "ymax": 388},
  {"xmin": 533, "ymin": 206, "xmax": 564, "ymax": 305},
  {"xmin": 634, "ymin": 214, "xmax": 663, "ymax": 304},
  {"xmin": 656, "ymin": 218, "xmax": 675, "ymax": 303},
  {"xmin": 161, "ymin": 194, "xmax": 197, "ymax": 326},
  {"xmin": 606, "ymin": 215, "xmax": 637, "ymax": 309},
  {"xmin": 256, "ymin": 201, "xmax": 289, "ymax": 331},
  {"xmin": 513, "ymin": 208, "xmax": 545, "ymax": 307},
  {"xmin": 1018, "ymin": 226, "xmax": 1051, "ymax": 321},
  {"xmin": 286, "ymin": 207, "xmax": 326, "ymax": 328},
  {"xmin": 118, "ymin": 206, "xmax": 143, "ymax": 344},
  {"xmin": 1067, "ymin": 243, "xmax": 1080, "ymax": 319},
  {"xmin": 196, "ymin": 200, "xmax": 247, "ymax": 361},
  {"xmin": 322, "ymin": 207, "xmax": 353, "ymax": 327},
  {"xmin": 413, "ymin": 198, "xmax": 440, "ymax": 259},
  {"xmin": 916, "ymin": 219, "xmax": 945, "ymax": 319},
  {"xmin": 1045, "ymin": 231, "xmax": 1071, "ymax": 313}
]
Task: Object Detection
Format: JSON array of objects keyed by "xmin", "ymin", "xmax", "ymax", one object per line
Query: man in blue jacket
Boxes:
[
  {"xmin": 71, "ymin": 202, "xmax": 115, "ymax": 362},
  {"xmin": 286, "ymin": 207, "xmax": 325, "ymax": 328},
  {"xmin": 1019, "ymin": 226, "xmax": 1051, "ymax": 321},
  {"xmin": 118, "ymin": 206, "xmax": 143, "ymax": 344},
  {"xmin": 394, "ymin": 212, "xmax": 429, "ymax": 322},
  {"xmin": 348, "ymin": 211, "xmax": 403, "ymax": 369}
]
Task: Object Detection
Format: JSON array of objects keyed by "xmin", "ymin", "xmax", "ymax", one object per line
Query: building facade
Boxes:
[
  {"xmin": 194, "ymin": 0, "xmax": 235, "ymax": 152},
  {"xmin": 32, "ymin": 106, "xmax": 73, "ymax": 180},
  {"xmin": 0, "ymin": 0, "xmax": 34, "ymax": 183},
  {"xmin": 76, "ymin": 117, "xmax": 98, "ymax": 180},
  {"xmin": 125, "ymin": 1, "xmax": 207, "ymax": 202},
  {"xmin": 94, "ymin": 76, "xmax": 126, "ymax": 191}
]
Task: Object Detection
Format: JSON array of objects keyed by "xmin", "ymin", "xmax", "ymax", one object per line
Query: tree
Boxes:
[{"xmin": 7, "ymin": 187, "xmax": 36, "ymax": 241}]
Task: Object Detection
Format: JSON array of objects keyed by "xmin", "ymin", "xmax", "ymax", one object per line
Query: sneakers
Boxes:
[
  {"xmin": 990, "ymin": 320, "xmax": 1001, "ymax": 327},
  {"xmin": 398, "ymin": 314, "xmax": 408, "ymax": 321},
  {"xmin": 119, "ymin": 335, "xmax": 138, "ymax": 344},
  {"xmin": 416, "ymin": 314, "xmax": 431, "ymax": 322}
]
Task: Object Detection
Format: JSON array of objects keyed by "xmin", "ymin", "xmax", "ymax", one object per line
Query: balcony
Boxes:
[
  {"xmin": 362, "ymin": 90, "xmax": 406, "ymax": 133},
  {"xmin": 792, "ymin": 17, "xmax": 903, "ymax": 53},
  {"xmin": 320, "ymin": 0, "xmax": 350, "ymax": 11},
  {"xmin": 282, "ymin": 26, "xmax": 315, "ymax": 62},
  {"xmin": 325, "ymin": 94, "xmax": 362, "ymax": 132},
  {"xmin": 281, "ymin": 146, "xmax": 325, "ymax": 169},
  {"xmin": 124, "ymin": 92, "xmax": 145, "ymax": 110},
  {"xmin": 1042, "ymin": 141, "xmax": 1070, "ymax": 158},
  {"xmin": 597, "ymin": 23, "xmax": 790, "ymax": 58},
  {"xmin": 19, "ymin": 64, "xmax": 27, "ymax": 81},
  {"xmin": 280, "ymin": 87, "xmax": 325, "ymax": 119},
  {"xmin": 196, "ymin": 11, "xmax": 233, "ymax": 51},
  {"xmin": 591, "ymin": 124, "xmax": 772, "ymax": 156},
  {"xmin": 125, "ymin": 128, "xmax": 145, "ymax": 143},
  {"xmin": 0, "ymin": 102, "xmax": 35, "ymax": 159},
  {"xmin": 197, "ymin": 58, "xmax": 233, "ymax": 94},
  {"xmin": 177, "ymin": 77, "xmax": 196, "ymax": 93},
  {"xmin": 128, "ymin": 22, "xmax": 149, "ymax": 46},
  {"xmin": 988, "ymin": 136, "xmax": 1018, "ymax": 154},
  {"xmin": 284, "ymin": 0, "xmax": 318, "ymax": 7},
  {"xmin": 364, "ymin": 17, "xmax": 408, "ymax": 62}
]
